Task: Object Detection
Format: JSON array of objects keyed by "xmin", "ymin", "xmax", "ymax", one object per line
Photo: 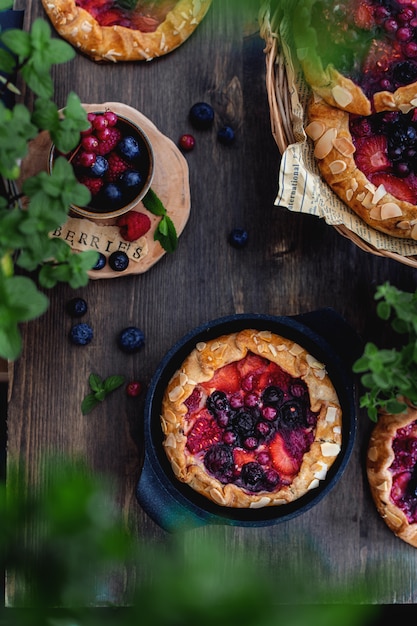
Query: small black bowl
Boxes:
[{"xmin": 136, "ymin": 310, "xmax": 361, "ymax": 532}]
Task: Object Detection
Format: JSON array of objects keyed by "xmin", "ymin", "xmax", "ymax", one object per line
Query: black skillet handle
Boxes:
[{"xmin": 291, "ymin": 307, "xmax": 364, "ymax": 368}]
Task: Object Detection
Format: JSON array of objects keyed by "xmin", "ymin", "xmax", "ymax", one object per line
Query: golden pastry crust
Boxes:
[
  {"xmin": 41, "ymin": 0, "xmax": 212, "ymax": 62},
  {"xmin": 367, "ymin": 407, "xmax": 417, "ymax": 548},
  {"xmin": 305, "ymin": 95, "xmax": 417, "ymax": 240},
  {"xmin": 161, "ymin": 329, "xmax": 342, "ymax": 509}
]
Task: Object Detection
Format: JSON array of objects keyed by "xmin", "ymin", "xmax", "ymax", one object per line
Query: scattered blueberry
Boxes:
[
  {"xmin": 217, "ymin": 125, "xmax": 235, "ymax": 145},
  {"xmin": 228, "ymin": 228, "xmax": 248, "ymax": 249},
  {"xmin": 90, "ymin": 155, "xmax": 108, "ymax": 177},
  {"xmin": 108, "ymin": 251, "xmax": 129, "ymax": 272},
  {"xmin": 92, "ymin": 252, "xmax": 106, "ymax": 270},
  {"xmin": 66, "ymin": 297, "xmax": 88, "ymax": 317},
  {"xmin": 121, "ymin": 170, "xmax": 143, "ymax": 191},
  {"xmin": 69, "ymin": 323, "xmax": 93, "ymax": 346},
  {"xmin": 189, "ymin": 102, "xmax": 215, "ymax": 130},
  {"xmin": 118, "ymin": 136, "xmax": 140, "ymax": 160},
  {"xmin": 118, "ymin": 326, "xmax": 145, "ymax": 353},
  {"xmin": 102, "ymin": 183, "xmax": 123, "ymax": 205}
]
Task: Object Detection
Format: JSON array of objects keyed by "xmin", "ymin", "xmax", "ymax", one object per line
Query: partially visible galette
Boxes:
[
  {"xmin": 367, "ymin": 406, "xmax": 417, "ymax": 547},
  {"xmin": 305, "ymin": 94, "xmax": 417, "ymax": 240},
  {"xmin": 41, "ymin": 0, "xmax": 212, "ymax": 62},
  {"xmin": 292, "ymin": 0, "xmax": 417, "ymax": 115},
  {"xmin": 161, "ymin": 329, "xmax": 342, "ymax": 509}
]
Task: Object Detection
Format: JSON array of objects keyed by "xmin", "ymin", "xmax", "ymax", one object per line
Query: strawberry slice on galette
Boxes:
[{"xmin": 161, "ymin": 329, "xmax": 342, "ymax": 509}]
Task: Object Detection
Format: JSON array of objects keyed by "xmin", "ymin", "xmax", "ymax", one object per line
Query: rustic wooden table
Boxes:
[{"xmin": 6, "ymin": 0, "xmax": 417, "ymax": 608}]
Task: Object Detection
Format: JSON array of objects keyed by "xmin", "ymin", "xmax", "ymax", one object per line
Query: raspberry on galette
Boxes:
[
  {"xmin": 161, "ymin": 329, "xmax": 342, "ymax": 509},
  {"xmin": 41, "ymin": 0, "xmax": 212, "ymax": 62},
  {"xmin": 292, "ymin": 0, "xmax": 417, "ymax": 115},
  {"xmin": 367, "ymin": 406, "xmax": 417, "ymax": 547}
]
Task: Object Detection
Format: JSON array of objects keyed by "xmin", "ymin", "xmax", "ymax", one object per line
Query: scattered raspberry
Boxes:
[
  {"xmin": 117, "ymin": 211, "xmax": 152, "ymax": 241},
  {"xmin": 79, "ymin": 175, "xmax": 104, "ymax": 196},
  {"xmin": 95, "ymin": 127, "xmax": 122, "ymax": 156},
  {"xmin": 106, "ymin": 151, "xmax": 130, "ymax": 181},
  {"xmin": 126, "ymin": 381, "xmax": 143, "ymax": 397}
]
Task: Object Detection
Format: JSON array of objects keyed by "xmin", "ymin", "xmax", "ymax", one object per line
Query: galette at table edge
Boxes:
[
  {"xmin": 41, "ymin": 0, "xmax": 212, "ymax": 62},
  {"xmin": 161, "ymin": 329, "xmax": 342, "ymax": 509},
  {"xmin": 292, "ymin": 0, "xmax": 417, "ymax": 116},
  {"xmin": 367, "ymin": 407, "xmax": 417, "ymax": 548}
]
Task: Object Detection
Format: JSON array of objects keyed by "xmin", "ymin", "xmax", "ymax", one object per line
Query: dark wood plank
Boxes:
[{"xmin": 7, "ymin": 0, "xmax": 417, "ymax": 606}]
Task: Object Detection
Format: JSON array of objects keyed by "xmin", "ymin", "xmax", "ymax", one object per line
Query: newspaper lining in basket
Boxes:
[{"xmin": 259, "ymin": 1, "xmax": 417, "ymax": 268}]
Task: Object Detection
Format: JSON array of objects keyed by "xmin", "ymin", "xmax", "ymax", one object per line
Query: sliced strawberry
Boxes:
[
  {"xmin": 96, "ymin": 8, "xmax": 124, "ymax": 26},
  {"xmin": 237, "ymin": 353, "xmax": 268, "ymax": 378},
  {"xmin": 269, "ymin": 432, "xmax": 299, "ymax": 478},
  {"xmin": 117, "ymin": 211, "xmax": 152, "ymax": 242},
  {"xmin": 186, "ymin": 413, "xmax": 222, "ymax": 455},
  {"xmin": 130, "ymin": 15, "xmax": 160, "ymax": 32},
  {"xmin": 369, "ymin": 173, "xmax": 417, "ymax": 204},
  {"xmin": 233, "ymin": 447, "xmax": 257, "ymax": 469},
  {"xmin": 258, "ymin": 362, "xmax": 290, "ymax": 393},
  {"xmin": 353, "ymin": 0, "xmax": 375, "ymax": 30},
  {"xmin": 355, "ymin": 135, "xmax": 391, "ymax": 176},
  {"xmin": 201, "ymin": 362, "xmax": 241, "ymax": 395}
]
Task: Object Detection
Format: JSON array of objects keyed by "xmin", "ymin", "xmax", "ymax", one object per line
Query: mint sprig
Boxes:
[
  {"xmin": 81, "ymin": 373, "xmax": 125, "ymax": 415},
  {"xmin": 143, "ymin": 188, "xmax": 178, "ymax": 254},
  {"xmin": 353, "ymin": 282, "xmax": 417, "ymax": 422}
]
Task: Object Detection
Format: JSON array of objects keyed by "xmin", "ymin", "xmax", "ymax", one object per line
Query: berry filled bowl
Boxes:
[
  {"xmin": 136, "ymin": 311, "xmax": 360, "ymax": 531},
  {"xmin": 48, "ymin": 108, "xmax": 154, "ymax": 219}
]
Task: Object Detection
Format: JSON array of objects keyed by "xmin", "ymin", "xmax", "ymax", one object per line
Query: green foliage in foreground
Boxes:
[
  {"xmin": 0, "ymin": 12, "xmax": 98, "ymax": 361},
  {"xmin": 0, "ymin": 457, "xmax": 384, "ymax": 626},
  {"xmin": 353, "ymin": 282, "xmax": 417, "ymax": 422}
]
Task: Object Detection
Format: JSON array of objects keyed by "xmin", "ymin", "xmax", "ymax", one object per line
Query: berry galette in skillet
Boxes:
[
  {"xmin": 41, "ymin": 0, "xmax": 212, "ymax": 62},
  {"xmin": 161, "ymin": 329, "xmax": 342, "ymax": 509}
]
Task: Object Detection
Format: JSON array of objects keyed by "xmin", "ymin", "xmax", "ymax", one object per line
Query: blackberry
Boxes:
[
  {"xmin": 66, "ymin": 297, "xmax": 87, "ymax": 317},
  {"xmin": 279, "ymin": 400, "xmax": 306, "ymax": 429},
  {"xmin": 204, "ymin": 444, "xmax": 234, "ymax": 483},
  {"xmin": 117, "ymin": 326, "xmax": 145, "ymax": 353},
  {"xmin": 240, "ymin": 462, "xmax": 265, "ymax": 492},
  {"xmin": 108, "ymin": 251, "xmax": 129, "ymax": 272},
  {"xmin": 69, "ymin": 323, "xmax": 93, "ymax": 346}
]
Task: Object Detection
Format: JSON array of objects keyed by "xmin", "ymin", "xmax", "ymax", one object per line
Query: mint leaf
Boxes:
[
  {"xmin": 154, "ymin": 215, "xmax": 178, "ymax": 253},
  {"xmin": 104, "ymin": 375, "xmax": 125, "ymax": 393},
  {"xmin": 143, "ymin": 188, "xmax": 167, "ymax": 216},
  {"xmin": 81, "ymin": 373, "xmax": 125, "ymax": 414},
  {"xmin": 81, "ymin": 394, "xmax": 100, "ymax": 416}
]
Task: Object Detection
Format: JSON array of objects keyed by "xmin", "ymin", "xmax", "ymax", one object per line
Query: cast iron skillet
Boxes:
[{"xmin": 136, "ymin": 309, "xmax": 362, "ymax": 532}]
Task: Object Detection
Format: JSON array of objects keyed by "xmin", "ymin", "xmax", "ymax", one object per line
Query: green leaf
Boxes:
[
  {"xmin": 143, "ymin": 188, "xmax": 167, "ymax": 217},
  {"xmin": 0, "ymin": 29, "xmax": 31, "ymax": 58},
  {"xmin": 81, "ymin": 394, "xmax": 100, "ymax": 416},
  {"xmin": 0, "ymin": 321, "xmax": 21, "ymax": 361},
  {"xmin": 103, "ymin": 375, "xmax": 125, "ymax": 393},
  {"xmin": 89, "ymin": 373, "xmax": 103, "ymax": 393},
  {"xmin": 154, "ymin": 215, "xmax": 178, "ymax": 253}
]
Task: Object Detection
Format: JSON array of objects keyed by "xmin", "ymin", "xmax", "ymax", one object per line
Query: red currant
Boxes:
[
  {"xmin": 104, "ymin": 111, "xmax": 118, "ymax": 126},
  {"xmin": 179, "ymin": 134, "xmax": 195, "ymax": 151},
  {"xmin": 87, "ymin": 112, "xmax": 96, "ymax": 124},
  {"xmin": 126, "ymin": 381, "xmax": 142, "ymax": 397},
  {"xmin": 81, "ymin": 135, "xmax": 99, "ymax": 151},
  {"xmin": 79, "ymin": 151, "xmax": 96, "ymax": 167},
  {"xmin": 92, "ymin": 115, "xmax": 108, "ymax": 131}
]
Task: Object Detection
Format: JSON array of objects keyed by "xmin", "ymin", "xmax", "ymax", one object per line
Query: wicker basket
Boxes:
[{"xmin": 259, "ymin": 2, "xmax": 417, "ymax": 269}]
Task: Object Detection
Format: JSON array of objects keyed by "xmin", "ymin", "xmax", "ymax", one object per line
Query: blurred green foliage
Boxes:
[{"xmin": 0, "ymin": 457, "xmax": 382, "ymax": 626}]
